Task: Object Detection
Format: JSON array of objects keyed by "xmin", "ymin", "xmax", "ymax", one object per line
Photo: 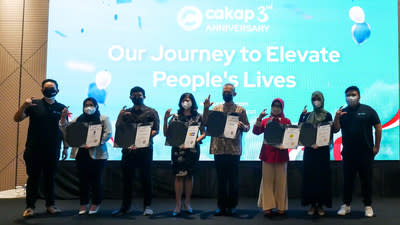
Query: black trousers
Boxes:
[
  {"xmin": 342, "ymin": 153, "xmax": 373, "ymax": 206},
  {"xmin": 214, "ymin": 154, "xmax": 240, "ymax": 210},
  {"xmin": 121, "ymin": 148, "xmax": 153, "ymax": 210},
  {"xmin": 75, "ymin": 149, "xmax": 107, "ymax": 205},
  {"xmin": 23, "ymin": 149, "xmax": 58, "ymax": 209}
]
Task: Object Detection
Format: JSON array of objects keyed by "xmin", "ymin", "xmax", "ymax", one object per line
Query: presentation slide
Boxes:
[{"xmin": 47, "ymin": 0, "xmax": 399, "ymax": 160}]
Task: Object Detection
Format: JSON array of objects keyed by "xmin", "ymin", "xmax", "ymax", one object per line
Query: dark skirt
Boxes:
[
  {"xmin": 301, "ymin": 146, "xmax": 332, "ymax": 208},
  {"xmin": 171, "ymin": 145, "xmax": 200, "ymax": 176}
]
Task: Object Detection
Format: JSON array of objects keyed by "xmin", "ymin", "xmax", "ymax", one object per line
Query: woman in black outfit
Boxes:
[
  {"xmin": 163, "ymin": 93, "xmax": 206, "ymax": 216},
  {"xmin": 299, "ymin": 91, "xmax": 332, "ymax": 216}
]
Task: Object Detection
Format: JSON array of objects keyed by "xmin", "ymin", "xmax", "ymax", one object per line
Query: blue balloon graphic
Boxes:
[
  {"xmin": 352, "ymin": 22, "xmax": 371, "ymax": 45},
  {"xmin": 88, "ymin": 82, "xmax": 107, "ymax": 104}
]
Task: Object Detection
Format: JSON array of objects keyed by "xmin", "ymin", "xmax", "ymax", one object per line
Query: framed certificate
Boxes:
[
  {"xmin": 66, "ymin": 122, "xmax": 103, "ymax": 147},
  {"xmin": 135, "ymin": 123, "xmax": 152, "ymax": 148},
  {"xmin": 206, "ymin": 111, "xmax": 226, "ymax": 137},
  {"xmin": 281, "ymin": 125, "xmax": 300, "ymax": 149},
  {"xmin": 165, "ymin": 121, "xmax": 187, "ymax": 147},
  {"xmin": 166, "ymin": 121, "xmax": 200, "ymax": 148},
  {"xmin": 315, "ymin": 122, "xmax": 332, "ymax": 147},
  {"xmin": 184, "ymin": 125, "xmax": 200, "ymax": 148},
  {"xmin": 114, "ymin": 122, "xmax": 137, "ymax": 148},
  {"xmin": 223, "ymin": 114, "xmax": 239, "ymax": 139},
  {"xmin": 86, "ymin": 124, "xmax": 102, "ymax": 147},
  {"xmin": 299, "ymin": 122, "xmax": 317, "ymax": 147},
  {"xmin": 299, "ymin": 122, "xmax": 332, "ymax": 147},
  {"xmin": 114, "ymin": 122, "xmax": 153, "ymax": 149},
  {"xmin": 66, "ymin": 122, "xmax": 87, "ymax": 147},
  {"xmin": 206, "ymin": 111, "xmax": 240, "ymax": 139},
  {"xmin": 264, "ymin": 121, "xmax": 285, "ymax": 145}
]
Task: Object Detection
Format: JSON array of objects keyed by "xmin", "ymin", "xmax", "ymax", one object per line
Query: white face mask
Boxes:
[
  {"xmin": 313, "ymin": 100, "xmax": 322, "ymax": 108},
  {"xmin": 181, "ymin": 100, "xmax": 192, "ymax": 110},
  {"xmin": 346, "ymin": 96, "xmax": 359, "ymax": 107},
  {"xmin": 271, "ymin": 106, "xmax": 282, "ymax": 115},
  {"xmin": 84, "ymin": 106, "xmax": 96, "ymax": 115}
]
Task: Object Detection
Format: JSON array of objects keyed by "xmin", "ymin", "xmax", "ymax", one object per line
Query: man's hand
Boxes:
[
  {"xmin": 23, "ymin": 97, "xmax": 37, "ymax": 108},
  {"xmin": 120, "ymin": 106, "xmax": 132, "ymax": 117},
  {"xmin": 61, "ymin": 107, "xmax": 71, "ymax": 119},
  {"xmin": 335, "ymin": 106, "xmax": 347, "ymax": 118},
  {"xmin": 203, "ymin": 95, "xmax": 214, "ymax": 109}
]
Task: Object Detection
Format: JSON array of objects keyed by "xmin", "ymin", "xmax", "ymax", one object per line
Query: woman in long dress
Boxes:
[{"xmin": 299, "ymin": 91, "xmax": 332, "ymax": 216}]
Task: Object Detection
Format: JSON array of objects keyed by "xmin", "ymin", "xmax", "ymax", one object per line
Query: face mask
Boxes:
[
  {"xmin": 181, "ymin": 100, "xmax": 192, "ymax": 110},
  {"xmin": 132, "ymin": 96, "xmax": 144, "ymax": 105},
  {"xmin": 84, "ymin": 106, "xmax": 96, "ymax": 115},
  {"xmin": 271, "ymin": 106, "xmax": 282, "ymax": 115},
  {"xmin": 346, "ymin": 96, "xmax": 359, "ymax": 107},
  {"xmin": 43, "ymin": 87, "xmax": 57, "ymax": 99},
  {"xmin": 223, "ymin": 93, "xmax": 233, "ymax": 102},
  {"xmin": 313, "ymin": 100, "xmax": 322, "ymax": 108}
]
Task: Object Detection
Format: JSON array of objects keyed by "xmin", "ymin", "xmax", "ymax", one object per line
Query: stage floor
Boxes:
[{"xmin": 1, "ymin": 198, "xmax": 399, "ymax": 225}]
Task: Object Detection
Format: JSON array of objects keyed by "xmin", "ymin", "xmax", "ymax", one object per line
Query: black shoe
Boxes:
[
  {"xmin": 112, "ymin": 208, "xmax": 128, "ymax": 217},
  {"xmin": 214, "ymin": 208, "xmax": 226, "ymax": 216}
]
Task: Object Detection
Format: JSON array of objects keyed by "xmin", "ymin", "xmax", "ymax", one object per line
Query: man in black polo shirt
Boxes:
[
  {"xmin": 333, "ymin": 86, "xmax": 382, "ymax": 218},
  {"xmin": 14, "ymin": 79, "xmax": 68, "ymax": 217},
  {"xmin": 112, "ymin": 86, "xmax": 159, "ymax": 216}
]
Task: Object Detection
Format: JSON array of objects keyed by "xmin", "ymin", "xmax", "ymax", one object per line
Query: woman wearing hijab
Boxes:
[
  {"xmin": 299, "ymin": 91, "xmax": 332, "ymax": 216},
  {"xmin": 253, "ymin": 98, "xmax": 291, "ymax": 217},
  {"xmin": 59, "ymin": 97, "xmax": 112, "ymax": 215},
  {"xmin": 163, "ymin": 93, "xmax": 206, "ymax": 216}
]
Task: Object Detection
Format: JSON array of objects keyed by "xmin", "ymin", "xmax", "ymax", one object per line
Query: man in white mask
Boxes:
[
  {"xmin": 333, "ymin": 86, "xmax": 382, "ymax": 218},
  {"xmin": 14, "ymin": 79, "xmax": 68, "ymax": 217}
]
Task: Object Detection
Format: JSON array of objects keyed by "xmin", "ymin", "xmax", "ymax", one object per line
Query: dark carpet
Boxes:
[{"xmin": 2, "ymin": 198, "xmax": 399, "ymax": 225}]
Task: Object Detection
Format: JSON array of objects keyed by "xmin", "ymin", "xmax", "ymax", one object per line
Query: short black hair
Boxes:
[
  {"xmin": 345, "ymin": 86, "xmax": 360, "ymax": 95},
  {"xmin": 130, "ymin": 86, "xmax": 145, "ymax": 96},
  {"xmin": 42, "ymin": 79, "xmax": 58, "ymax": 89}
]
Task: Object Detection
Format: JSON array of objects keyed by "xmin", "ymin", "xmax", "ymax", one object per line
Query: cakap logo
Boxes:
[
  {"xmin": 177, "ymin": 5, "xmax": 272, "ymax": 33},
  {"xmin": 177, "ymin": 6, "xmax": 203, "ymax": 31}
]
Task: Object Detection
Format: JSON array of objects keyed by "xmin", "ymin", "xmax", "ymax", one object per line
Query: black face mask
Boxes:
[
  {"xmin": 131, "ymin": 96, "xmax": 144, "ymax": 105},
  {"xmin": 223, "ymin": 93, "xmax": 233, "ymax": 102},
  {"xmin": 42, "ymin": 87, "xmax": 57, "ymax": 98}
]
